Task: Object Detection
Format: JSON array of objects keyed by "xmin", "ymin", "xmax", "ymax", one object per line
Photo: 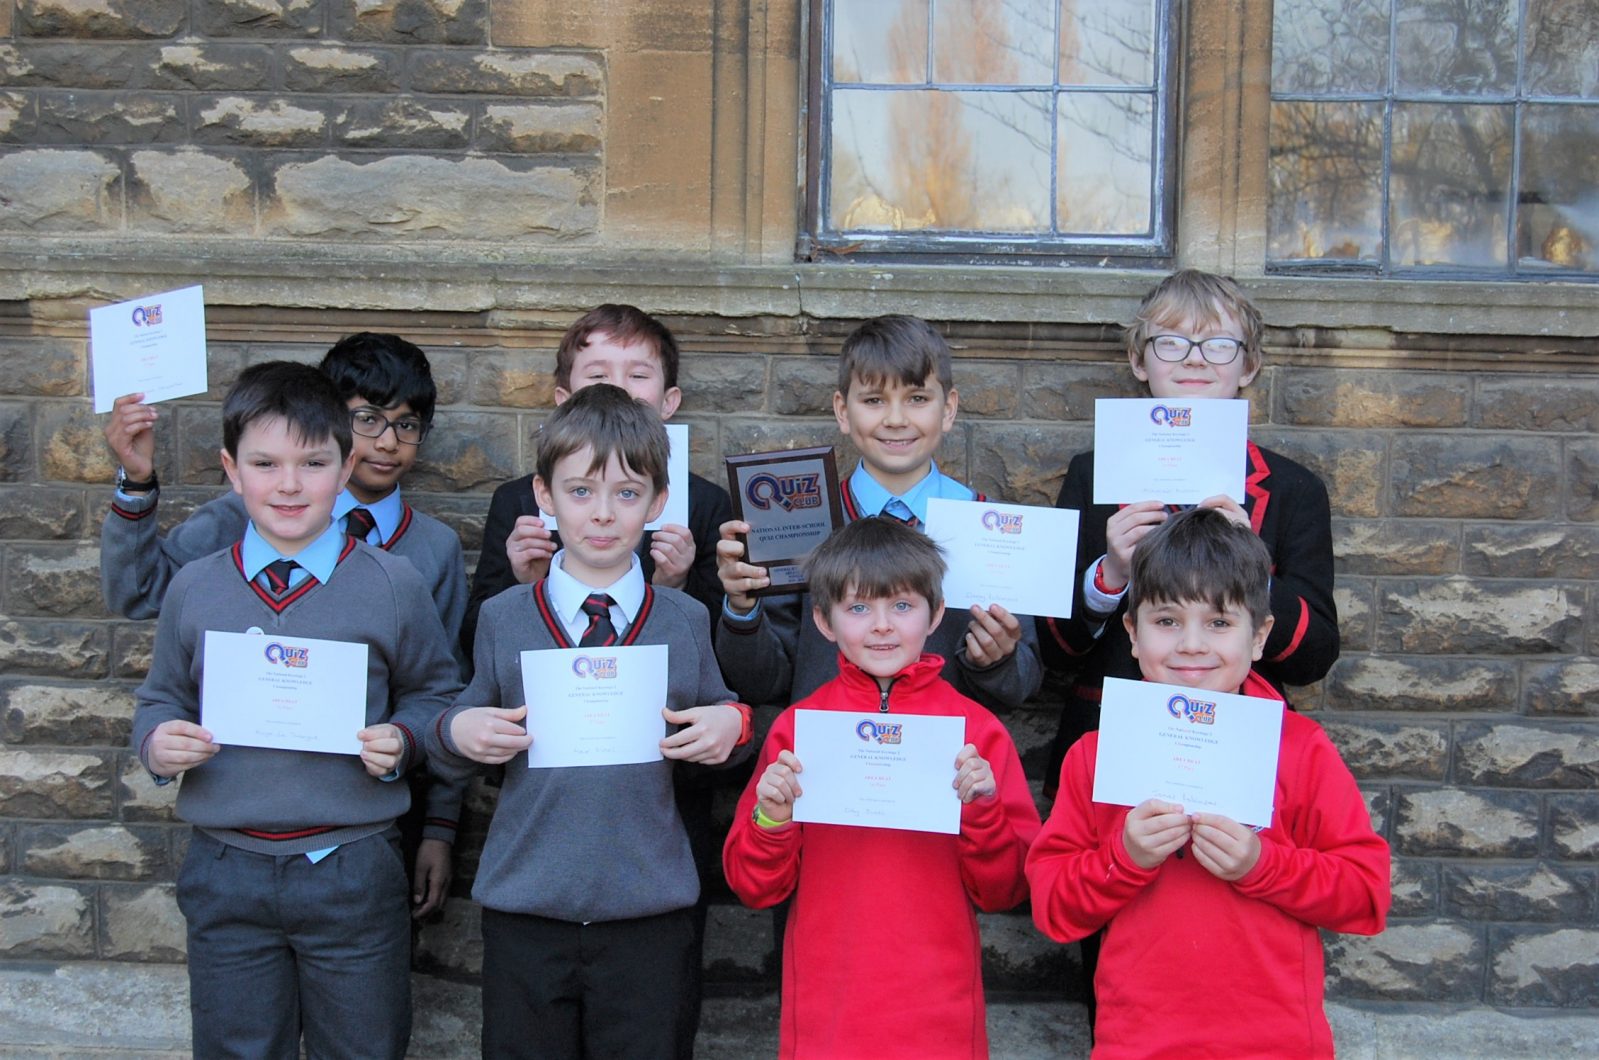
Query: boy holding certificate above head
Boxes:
[
  {"xmin": 724, "ymin": 516, "xmax": 1040, "ymax": 1059},
  {"xmin": 130, "ymin": 362, "xmax": 461, "ymax": 1059},
  {"xmin": 1026, "ymin": 508, "xmax": 1389, "ymax": 1058},
  {"xmin": 716, "ymin": 313, "xmax": 1043, "ymax": 711},
  {"xmin": 427, "ymin": 383, "xmax": 753, "ymax": 1060}
]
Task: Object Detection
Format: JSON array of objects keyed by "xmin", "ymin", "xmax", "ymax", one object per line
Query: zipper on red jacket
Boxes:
[{"xmin": 878, "ymin": 677, "xmax": 897, "ymax": 712}]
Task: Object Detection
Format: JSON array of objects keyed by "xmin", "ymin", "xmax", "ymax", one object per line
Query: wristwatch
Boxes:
[{"xmin": 116, "ymin": 466, "xmax": 159, "ymax": 493}]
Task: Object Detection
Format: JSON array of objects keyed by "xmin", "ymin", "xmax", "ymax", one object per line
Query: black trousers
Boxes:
[{"xmin": 480, "ymin": 906, "xmax": 697, "ymax": 1060}]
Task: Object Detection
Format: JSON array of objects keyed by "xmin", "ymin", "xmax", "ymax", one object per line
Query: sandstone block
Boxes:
[
  {"xmin": 1390, "ymin": 857, "xmax": 1439, "ymax": 918},
  {"xmin": 1566, "ymin": 437, "xmax": 1599, "ymax": 521},
  {"xmin": 476, "ymin": 101, "xmax": 602, "ymax": 154},
  {"xmin": 1331, "ymin": 518, "xmax": 1459, "ymax": 575},
  {"xmin": 1547, "ymin": 794, "xmax": 1599, "ymax": 859},
  {"xmin": 464, "ymin": 349, "xmax": 556, "ymax": 409},
  {"xmin": 0, "ymin": 89, "xmax": 34, "ymax": 141},
  {"xmin": 1278, "ymin": 370, "xmax": 1469, "ymax": 428},
  {"xmin": 0, "ymin": 147, "xmax": 121, "ymax": 231},
  {"xmin": 116, "ymin": 753, "xmax": 178, "ymax": 822},
  {"xmin": 1325, "ymin": 655, "xmax": 1518, "ymax": 713},
  {"xmin": 1376, "ymin": 578, "xmax": 1580, "ymax": 655},
  {"xmin": 1324, "ymin": 921, "xmax": 1483, "ymax": 1001},
  {"xmin": 0, "ymin": 749, "xmax": 115, "ymax": 818},
  {"xmin": 0, "ymin": 485, "xmax": 87, "ymax": 540},
  {"xmin": 1250, "ymin": 428, "xmax": 1385, "ymax": 519},
  {"xmin": 335, "ymin": 98, "xmax": 472, "ymax": 149},
  {"xmin": 1525, "ymin": 661, "xmax": 1599, "ymax": 717},
  {"xmin": 100, "ymin": 882, "xmax": 185, "ymax": 961},
  {"xmin": 151, "ymin": 42, "xmax": 272, "ymax": 90},
  {"xmin": 1390, "ymin": 434, "xmax": 1561, "ymax": 520},
  {"xmin": 1362, "ymin": 786, "xmax": 1389, "ymax": 836},
  {"xmin": 769, "ymin": 356, "xmax": 836, "ymax": 416},
  {"xmin": 1476, "ymin": 377, "xmax": 1599, "ymax": 432},
  {"xmin": 111, "ymin": 622, "xmax": 155, "ymax": 679},
  {"xmin": 1463, "ymin": 524, "xmax": 1599, "ymax": 579},
  {"xmin": 39, "ymin": 400, "xmax": 119, "ymax": 482},
  {"xmin": 1394, "ymin": 788, "xmax": 1539, "ymax": 858},
  {"xmin": 1333, "ymin": 580, "xmax": 1373, "ymax": 652},
  {"xmin": 1444, "ymin": 864, "xmax": 1596, "ymax": 923},
  {"xmin": 0, "ymin": 619, "xmax": 110, "ymax": 679},
  {"xmin": 1489, "ymin": 927, "xmax": 1599, "ymax": 1006},
  {"xmin": 4, "ymin": 543, "xmax": 110, "ymax": 618},
  {"xmin": 412, "ymin": 891, "xmax": 481, "ymax": 978},
  {"xmin": 0, "ymin": 337, "xmax": 85, "ymax": 396},
  {"xmin": 420, "ymin": 347, "xmax": 468, "ymax": 406},
  {"xmin": 947, "ymin": 361, "xmax": 1022, "ymax": 419},
  {"xmin": 406, "ymin": 410, "xmax": 522, "ymax": 493},
  {"xmin": 197, "ymin": 0, "xmax": 322, "ymax": 38},
  {"xmin": 0, "ymin": 880, "xmax": 94, "ymax": 959},
  {"xmin": 17, "ymin": 0, "xmax": 184, "ymax": 38},
  {"xmin": 0, "ymin": 41, "xmax": 137, "ymax": 88},
  {"xmin": 0, "ymin": 401, "xmax": 33, "ymax": 481},
  {"xmin": 677, "ymin": 414, "xmax": 726, "ymax": 483},
  {"xmin": 283, "ymin": 44, "xmax": 401, "ymax": 93},
  {"xmin": 968, "ymin": 423, "xmax": 1093, "ymax": 508},
  {"xmin": 193, "ymin": 95, "xmax": 331, "ymax": 147},
  {"xmin": 408, "ymin": 50, "xmax": 603, "ymax": 96},
  {"xmin": 20, "ymin": 822, "xmax": 170, "ymax": 881},
  {"xmin": 263, "ymin": 154, "xmax": 597, "ymax": 240},
  {"xmin": 721, "ymin": 418, "xmax": 853, "ymax": 468},
  {"xmin": 172, "ymin": 405, "xmax": 227, "ymax": 485},
  {"xmin": 127, "ymin": 148, "xmax": 255, "ymax": 233},
  {"xmin": 1019, "ymin": 360, "xmax": 1145, "ymax": 423},
  {"xmin": 1322, "ymin": 719, "xmax": 1448, "ymax": 780},
  {"xmin": 34, "ymin": 90, "xmax": 184, "ymax": 144},
  {"xmin": 1454, "ymin": 722, "xmax": 1599, "ymax": 789},
  {"xmin": 331, "ymin": 0, "xmax": 488, "ymax": 44},
  {"xmin": 676, "ymin": 354, "xmax": 769, "ymax": 415},
  {"xmin": 0, "ymin": 827, "xmax": 10, "ymax": 872},
  {"xmin": 702, "ymin": 902, "xmax": 776, "ymax": 982},
  {"xmin": 0, "ymin": 680, "xmax": 135, "ymax": 745}
]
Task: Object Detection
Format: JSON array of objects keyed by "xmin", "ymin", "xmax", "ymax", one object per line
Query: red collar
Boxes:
[
  {"xmin": 531, "ymin": 579, "xmax": 656, "ymax": 649},
  {"xmin": 832, "ymin": 652, "xmax": 947, "ymax": 702}
]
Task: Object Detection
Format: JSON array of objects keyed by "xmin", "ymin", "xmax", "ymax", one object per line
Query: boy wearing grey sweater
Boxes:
[
  {"xmin": 427, "ymin": 384, "xmax": 752, "ymax": 1060},
  {"xmin": 132, "ymin": 362, "xmax": 460, "ymax": 1059}
]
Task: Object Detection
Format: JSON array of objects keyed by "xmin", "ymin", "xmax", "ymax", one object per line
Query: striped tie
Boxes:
[
  {"xmin": 579, "ymin": 593, "xmax": 619, "ymax": 647},
  {"xmin": 261, "ymin": 559, "xmax": 298, "ymax": 598},
  {"xmin": 345, "ymin": 507, "xmax": 378, "ymax": 544}
]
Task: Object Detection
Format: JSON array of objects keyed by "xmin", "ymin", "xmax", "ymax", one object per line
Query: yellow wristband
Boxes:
[{"xmin": 753, "ymin": 804, "xmax": 789, "ymax": 830}]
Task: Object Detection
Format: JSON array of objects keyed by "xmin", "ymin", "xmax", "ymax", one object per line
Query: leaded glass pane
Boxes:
[
  {"xmin": 1525, "ymin": 0, "xmax": 1599, "ymax": 98},
  {"xmin": 1395, "ymin": 0, "xmax": 1518, "ymax": 96},
  {"xmin": 1389, "ymin": 103, "xmax": 1512, "ymax": 268},
  {"xmin": 1518, "ymin": 104, "xmax": 1599, "ymax": 271},
  {"xmin": 1271, "ymin": 0, "xmax": 1390, "ymax": 95},
  {"xmin": 933, "ymin": 0, "xmax": 1055, "ymax": 85},
  {"xmin": 833, "ymin": 0, "xmax": 928, "ymax": 84},
  {"xmin": 1268, "ymin": 100, "xmax": 1383, "ymax": 261},
  {"xmin": 1057, "ymin": 91, "xmax": 1154, "ymax": 234},
  {"xmin": 1060, "ymin": 0, "xmax": 1155, "ymax": 87}
]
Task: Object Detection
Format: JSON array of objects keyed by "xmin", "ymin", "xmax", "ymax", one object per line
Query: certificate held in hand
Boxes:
[
  {"xmin": 201, "ymin": 630, "xmax": 369, "ymax": 755},
  {"xmin": 520, "ymin": 644, "xmax": 669, "ymax": 768},
  {"xmin": 924, "ymin": 497, "xmax": 1079, "ymax": 619},
  {"xmin": 1093, "ymin": 397, "xmax": 1249, "ymax": 505},
  {"xmin": 792, "ymin": 709, "xmax": 966, "ymax": 834}
]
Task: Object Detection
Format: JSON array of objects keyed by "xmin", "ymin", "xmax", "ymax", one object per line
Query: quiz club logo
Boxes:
[
  {"xmin": 263, "ymin": 642, "xmax": 309, "ymax": 668},
  {"xmin": 856, "ymin": 719, "xmax": 903, "ymax": 745},
  {"xmin": 745, "ymin": 471, "xmax": 823, "ymax": 512},
  {"xmin": 1149, "ymin": 404, "xmax": 1193, "ymax": 427},
  {"xmin": 130, "ymin": 304, "xmax": 163, "ymax": 327},
  {"xmin": 981, "ymin": 509, "xmax": 1024, "ymax": 534},
  {"xmin": 571, "ymin": 656, "xmax": 618, "ymax": 679},
  {"xmin": 1167, "ymin": 693, "xmax": 1216, "ymax": 725}
]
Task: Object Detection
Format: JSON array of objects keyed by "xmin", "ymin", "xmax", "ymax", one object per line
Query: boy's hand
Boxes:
[
  {"xmin": 1122, "ymin": 798, "xmax": 1191, "ymax": 870},
  {"xmin": 450, "ymin": 705, "xmax": 532, "ymax": 764},
  {"xmin": 648, "ymin": 524, "xmax": 694, "ymax": 589},
  {"xmin": 716, "ymin": 519, "xmax": 769, "ymax": 612},
  {"xmin": 953, "ymin": 743, "xmax": 996, "ymax": 804},
  {"xmin": 1197, "ymin": 494, "xmax": 1252, "ymax": 531},
  {"xmin": 1190, "ymin": 812, "xmax": 1262, "ymax": 881},
  {"xmin": 104, "ymin": 392, "xmax": 158, "ymax": 483},
  {"xmin": 964, "ymin": 604, "xmax": 1021, "ymax": 667},
  {"xmin": 660, "ymin": 703, "xmax": 741, "ymax": 764},
  {"xmin": 357, "ymin": 723, "xmax": 405, "ymax": 777},
  {"xmin": 507, "ymin": 516, "xmax": 556, "ymax": 584},
  {"xmin": 411, "ymin": 837, "xmax": 452, "ymax": 919},
  {"xmin": 1102, "ymin": 501, "xmax": 1169, "ymax": 590},
  {"xmin": 145, "ymin": 719, "xmax": 219, "ymax": 777},
  {"xmin": 755, "ymin": 749, "xmax": 804, "ymax": 825}
]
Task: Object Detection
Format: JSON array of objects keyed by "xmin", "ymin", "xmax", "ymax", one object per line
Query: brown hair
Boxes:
[
  {"xmin": 1125, "ymin": 270, "xmax": 1265, "ymax": 377},
  {"xmin": 535, "ymin": 383, "xmax": 670, "ymax": 493},
  {"xmin": 806, "ymin": 516, "xmax": 946, "ymax": 615},
  {"xmin": 554, "ymin": 304, "xmax": 680, "ymax": 391},
  {"xmin": 1127, "ymin": 507, "xmax": 1272, "ymax": 627},
  {"xmin": 837, "ymin": 314, "xmax": 954, "ymax": 396}
]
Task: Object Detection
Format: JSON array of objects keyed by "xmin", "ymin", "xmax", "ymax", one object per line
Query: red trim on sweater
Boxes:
[
  {"xmin": 1245, "ymin": 440, "xmax": 1270, "ymax": 535},
  {"xmin": 533, "ymin": 579, "xmax": 655, "ymax": 648},
  {"xmin": 1269, "ymin": 596, "xmax": 1312, "ymax": 662}
]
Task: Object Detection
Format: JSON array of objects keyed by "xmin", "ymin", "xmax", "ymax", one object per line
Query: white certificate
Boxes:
[
  {"xmin": 544, "ymin": 423, "xmax": 689, "ymax": 534},
  {"xmin": 1092, "ymin": 398, "xmax": 1248, "ymax": 505},
  {"xmin": 200, "ymin": 630, "xmax": 369, "ymax": 755},
  {"xmin": 924, "ymin": 498, "xmax": 1078, "ymax": 619},
  {"xmin": 1092, "ymin": 677, "xmax": 1283, "ymax": 827},
  {"xmin": 792, "ymin": 710, "xmax": 965, "ymax": 834},
  {"xmin": 89, "ymin": 285, "xmax": 208, "ymax": 413},
  {"xmin": 521, "ymin": 644, "xmax": 668, "ymax": 768}
]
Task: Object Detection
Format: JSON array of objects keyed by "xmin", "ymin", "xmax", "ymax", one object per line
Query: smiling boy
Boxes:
[
  {"xmin": 1026, "ymin": 508, "xmax": 1388, "ymax": 1058},
  {"xmin": 426, "ymin": 384, "xmax": 752, "ymax": 1060},
  {"xmin": 723, "ymin": 517, "xmax": 1039, "ymax": 1059},
  {"xmin": 131, "ymin": 362, "xmax": 460, "ymax": 1058}
]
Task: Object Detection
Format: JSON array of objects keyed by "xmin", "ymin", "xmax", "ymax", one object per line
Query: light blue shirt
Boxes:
[
  {"xmin": 332, "ymin": 487, "xmax": 403, "ymax": 546},
  {"xmin": 240, "ymin": 520, "xmax": 345, "ymax": 587},
  {"xmin": 546, "ymin": 550, "xmax": 646, "ymax": 644},
  {"xmin": 845, "ymin": 460, "xmax": 975, "ymax": 524}
]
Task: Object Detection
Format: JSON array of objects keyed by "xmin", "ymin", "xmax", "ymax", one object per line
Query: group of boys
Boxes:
[{"xmin": 112, "ymin": 272, "xmax": 1390, "ymax": 1060}]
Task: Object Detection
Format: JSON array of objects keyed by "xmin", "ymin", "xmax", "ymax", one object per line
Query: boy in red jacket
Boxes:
[
  {"xmin": 1027, "ymin": 508, "xmax": 1389, "ymax": 1058},
  {"xmin": 723, "ymin": 516, "xmax": 1040, "ymax": 1059}
]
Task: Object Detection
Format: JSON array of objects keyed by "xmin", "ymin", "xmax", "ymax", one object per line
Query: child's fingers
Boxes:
[{"xmin": 718, "ymin": 519, "xmax": 751, "ymax": 541}]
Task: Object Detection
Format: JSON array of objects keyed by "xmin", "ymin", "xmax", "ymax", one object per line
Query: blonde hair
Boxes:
[{"xmin": 1125, "ymin": 270, "xmax": 1265, "ymax": 376}]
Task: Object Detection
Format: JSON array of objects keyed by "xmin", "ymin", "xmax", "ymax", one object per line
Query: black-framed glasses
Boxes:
[
  {"xmin": 1146, "ymin": 334, "xmax": 1244, "ymax": 365},
  {"xmin": 350, "ymin": 407, "xmax": 428, "ymax": 445}
]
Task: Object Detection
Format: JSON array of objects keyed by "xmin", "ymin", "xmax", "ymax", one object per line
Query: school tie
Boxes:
[
  {"xmin": 261, "ymin": 559, "xmax": 299, "ymax": 598},
  {"xmin": 884, "ymin": 500, "xmax": 920, "ymax": 530},
  {"xmin": 345, "ymin": 506, "xmax": 378, "ymax": 544},
  {"xmin": 578, "ymin": 593, "xmax": 619, "ymax": 648}
]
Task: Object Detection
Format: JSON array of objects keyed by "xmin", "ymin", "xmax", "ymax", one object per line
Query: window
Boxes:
[
  {"xmin": 805, "ymin": 0, "xmax": 1178, "ymax": 262},
  {"xmin": 1269, "ymin": 0, "xmax": 1599, "ymax": 278}
]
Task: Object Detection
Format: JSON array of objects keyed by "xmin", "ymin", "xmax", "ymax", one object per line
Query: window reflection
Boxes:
[
  {"xmin": 1057, "ymin": 92, "xmax": 1153, "ymax": 234},
  {"xmin": 1060, "ymin": 0, "xmax": 1155, "ymax": 87},
  {"xmin": 1268, "ymin": 101, "xmax": 1383, "ymax": 261},
  {"xmin": 1519, "ymin": 105, "xmax": 1599, "ymax": 270},
  {"xmin": 833, "ymin": 0, "xmax": 927, "ymax": 84},
  {"xmin": 1525, "ymin": 0, "xmax": 1599, "ymax": 98},
  {"xmin": 934, "ymin": 0, "xmax": 1055, "ymax": 85},
  {"xmin": 1395, "ymin": 0, "xmax": 1518, "ymax": 96},
  {"xmin": 1390, "ymin": 104, "xmax": 1512, "ymax": 269},
  {"xmin": 1271, "ymin": 0, "xmax": 1390, "ymax": 94}
]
